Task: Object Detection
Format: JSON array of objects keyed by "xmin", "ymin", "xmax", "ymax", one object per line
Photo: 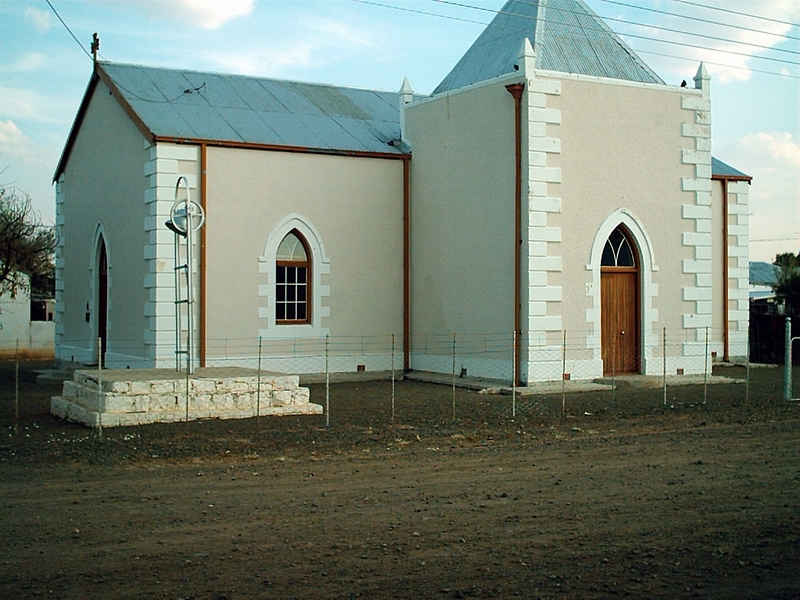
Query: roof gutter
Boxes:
[
  {"xmin": 200, "ymin": 143, "xmax": 207, "ymax": 368},
  {"xmin": 403, "ymin": 157, "xmax": 411, "ymax": 371},
  {"xmin": 153, "ymin": 136, "xmax": 410, "ymax": 161},
  {"xmin": 722, "ymin": 178, "xmax": 729, "ymax": 362},
  {"xmin": 506, "ymin": 82, "xmax": 525, "ymax": 387},
  {"xmin": 712, "ymin": 174, "xmax": 752, "ymax": 183}
]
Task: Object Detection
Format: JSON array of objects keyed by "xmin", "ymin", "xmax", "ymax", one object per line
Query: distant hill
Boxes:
[{"xmin": 750, "ymin": 261, "xmax": 779, "ymax": 286}]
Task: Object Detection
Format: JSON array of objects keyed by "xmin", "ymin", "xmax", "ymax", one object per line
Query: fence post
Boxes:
[
  {"xmin": 745, "ymin": 347, "xmax": 751, "ymax": 405},
  {"xmin": 391, "ymin": 333, "xmax": 395, "ymax": 424},
  {"xmin": 256, "ymin": 336, "xmax": 263, "ymax": 421},
  {"xmin": 662, "ymin": 327, "xmax": 667, "ymax": 407},
  {"xmin": 451, "ymin": 333, "xmax": 456, "ymax": 422},
  {"xmin": 561, "ymin": 330, "xmax": 567, "ymax": 422},
  {"xmin": 14, "ymin": 338, "xmax": 19, "ymax": 435},
  {"xmin": 784, "ymin": 317, "xmax": 792, "ymax": 402},
  {"xmin": 325, "ymin": 334, "xmax": 330, "ymax": 428},
  {"xmin": 97, "ymin": 337, "xmax": 103, "ymax": 440},
  {"xmin": 512, "ymin": 330, "xmax": 517, "ymax": 419},
  {"xmin": 703, "ymin": 326, "xmax": 709, "ymax": 405},
  {"xmin": 611, "ymin": 332, "xmax": 616, "ymax": 405},
  {"xmin": 185, "ymin": 348, "xmax": 190, "ymax": 422}
]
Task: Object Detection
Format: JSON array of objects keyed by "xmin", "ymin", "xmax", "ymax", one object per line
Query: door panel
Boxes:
[
  {"xmin": 601, "ymin": 270, "xmax": 639, "ymax": 374},
  {"xmin": 98, "ymin": 241, "xmax": 108, "ymax": 365}
]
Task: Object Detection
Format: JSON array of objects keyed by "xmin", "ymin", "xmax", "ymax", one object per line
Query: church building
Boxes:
[{"xmin": 53, "ymin": 0, "xmax": 751, "ymax": 383}]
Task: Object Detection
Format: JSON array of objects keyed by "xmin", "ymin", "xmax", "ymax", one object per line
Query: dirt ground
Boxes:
[{"xmin": 1, "ymin": 361, "xmax": 799, "ymax": 598}]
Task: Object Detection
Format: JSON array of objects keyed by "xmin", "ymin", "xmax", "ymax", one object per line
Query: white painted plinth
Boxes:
[{"xmin": 50, "ymin": 367, "xmax": 322, "ymax": 428}]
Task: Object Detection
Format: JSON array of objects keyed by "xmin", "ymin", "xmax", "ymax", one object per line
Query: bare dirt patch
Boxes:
[{"xmin": 0, "ymin": 362, "xmax": 798, "ymax": 598}]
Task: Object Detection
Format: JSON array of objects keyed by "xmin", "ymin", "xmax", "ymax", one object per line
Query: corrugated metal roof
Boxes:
[
  {"xmin": 434, "ymin": 0, "xmax": 663, "ymax": 94},
  {"xmin": 712, "ymin": 156, "xmax": 750, "ymax": 179},
  {"xmin": 99, "ymin": 61, "xmax": 418, "ymax": 154}
]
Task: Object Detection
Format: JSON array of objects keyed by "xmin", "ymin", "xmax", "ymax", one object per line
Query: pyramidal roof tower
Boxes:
[{"xmin": 434, "ymin": 0, "xmax": 663, "ymax": 94}]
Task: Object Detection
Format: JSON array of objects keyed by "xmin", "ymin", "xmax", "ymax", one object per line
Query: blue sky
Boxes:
[{"xmin": 0, "ymin": 0, "xmax": 797, "ymax": 260}]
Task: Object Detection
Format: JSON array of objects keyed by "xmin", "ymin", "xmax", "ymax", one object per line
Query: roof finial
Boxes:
[
  {"xmin": 694, "ymin": 61, "xmax": 710, "ymax": 97},
  {"xmin": 517, "ymin": 37, "xmax": 535, "ymax": 76},
  {"xmin": 399, "ymin": 76, "xmax": 414, "ymax": 105},
  {"xmin": 91, "ymin": 33, "xmax": 100, "ymax": 63},
  {"xmin": 399, "ymin": 76, "xmax": 414, "ymax": 144}
]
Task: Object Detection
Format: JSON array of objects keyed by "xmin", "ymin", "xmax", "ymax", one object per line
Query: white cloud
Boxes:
[
  {"xmin": 211, "ymin": 42, "xmax": 316, "ymax": 76},
  {"xmin": 95, "ymin": 0, "xmax": 254, "ymax": 29},
  {"xmin": 721, "ymin": 131, "xmax": 800, "ymax": 260},
  {"xmin": 3, "ymin": 53, "xmax": 47, "ymax": 73},
  {"xmin": 25, "ymin": 7, "xmax": 53, "ymax": 32},
  {"xmin": 0, "ymin": 121, "xmax": 29, "ymax": 157},
  {"xmin": 308, "ymin": 18, "xmax": 373, "ymax": 48},
  {"xmin": 0, "ymin": 87, "xmax": 66, "ymax": 124},
  {"xmin": 0, "ymin": 122, "xmax": 59, "ymax": 222},
  {"xmin": 206, "ymin": 18, "xmax": 374, "ymax": 78}
]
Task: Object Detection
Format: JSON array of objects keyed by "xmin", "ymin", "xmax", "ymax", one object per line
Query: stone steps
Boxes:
[{"xmin": 51, "ymin": 369, "xmax": 321, "ymax": 428}]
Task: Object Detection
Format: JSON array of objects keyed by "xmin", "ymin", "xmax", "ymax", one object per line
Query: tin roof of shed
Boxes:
[
  {"xmin": 434, "ymin": 0, "xmax": 663, "ymax": 94},
  {"xmin": 712, "ymin": 157, "xmax": 751, "ymax": 180}
]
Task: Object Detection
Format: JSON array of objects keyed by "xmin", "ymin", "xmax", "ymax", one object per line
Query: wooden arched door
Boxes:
[
  {"xmin": 601, "ymin": 226, "xmax": 640, "ymax": 375},
  {"xmin": 98, "ymin": 237, "xmax": 108, "ymax": 365}
]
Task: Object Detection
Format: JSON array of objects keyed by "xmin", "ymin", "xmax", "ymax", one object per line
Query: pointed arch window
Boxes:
[
  {"xmin": 276, "ymin": 230, "xmax": 311, "ymax": 324},
  {"xmin": 601, "ymin": 226, "xmax": 638, "ymax": 269}
]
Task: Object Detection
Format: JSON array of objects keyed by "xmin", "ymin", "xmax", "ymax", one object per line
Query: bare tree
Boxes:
[{"xmin": 0, "ymin": 186, "xmax": 56, "ymax": 297}]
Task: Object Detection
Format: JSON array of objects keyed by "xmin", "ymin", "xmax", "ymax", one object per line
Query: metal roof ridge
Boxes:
[{"xmin": 98, "ymin": 60, "xmax": 419, "ymax": 97}]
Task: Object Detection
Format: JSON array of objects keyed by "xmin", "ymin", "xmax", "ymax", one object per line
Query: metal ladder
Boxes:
[
  {"xmin": 172, "ymin": 237, "xmax": 192, "ymax": 373},
  {"xmin": 169, "ymin": 177, "xmax": 195, "ymax": 374}
]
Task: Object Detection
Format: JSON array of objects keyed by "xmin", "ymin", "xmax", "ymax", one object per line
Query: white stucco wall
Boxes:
[
  {"xmin": 203, "ymin": 147, "xmax": 405, "ymax": 373},
  {"xmin": 56, "ymin": 78, "xmax": 148, "ymax": 366},
  {"xmin": 404, "ymin": 77, "xmax": 518, "ymax": 379},
  {"xmin": 526, "ymin": 70, "xmax": 716, "ymax": 380},
  {"xmin": 725, "ymin": 179, "xmax": 751, "ymax": 358},
  {"xmin": 0, "ymin": 277, "xmax": 31, "ymax": 353},
  {"xmin": 0, "ymin": 275, "xmax": 55, "ymax": 356}
]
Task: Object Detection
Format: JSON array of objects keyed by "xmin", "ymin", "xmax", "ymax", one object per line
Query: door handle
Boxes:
[{"xmin": 620, "ymin": 330, "xmax": 625, "ymax": 336}]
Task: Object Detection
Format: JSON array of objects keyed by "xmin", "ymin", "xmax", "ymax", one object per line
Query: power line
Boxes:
[
  {"xmin": 428, "ymin": 0, "xmax": 800, "ymax": 68},
  {"xmin": 110, "ymin": 78, "xmax": 208, "ymax": 104},
  {"xmin": 353, "ymin": 0, "xmax": 487, "ymax": 25},
  {"xmin": 598, "ymin": 0, "xmax": 800, "ymax": 43},
  {"xmin": 667, "ymin": 0, "xmax": 800, "ymax": 30},
  {"xmin": 633, "ymin": 48, "xmax": 800, "ymax": 80},
  {"xmin": 352, "ymin": 0, "xmax": 800, "ymax": 80},
  {"xmin": 43, "ymin": 0, "xmax": 92, "ymax": 60},
  {"xmin": 518, "ymin": 0, "xmax": 800, "ymax": 58}
]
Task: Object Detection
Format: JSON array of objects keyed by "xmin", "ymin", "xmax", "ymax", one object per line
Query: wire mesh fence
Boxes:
[{"xmin": 4, "ymin": 324, "xmax": 800, "ymax": 435}]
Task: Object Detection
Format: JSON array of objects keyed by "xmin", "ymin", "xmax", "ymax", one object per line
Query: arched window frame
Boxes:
[
  {"xmin": 258, "ymin": 213, "xmax": 331, "ymax": 340},
  {"xmin": 275, "ymin": 229, "xmax": 312, "ymax": 325},
  {"xmin": 601, "ymin": 225, "xmax": 639, "ymax": 271},
  {"xmin": 87, "ymin": 223, "xmax": 112, "ymax": 363}
]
